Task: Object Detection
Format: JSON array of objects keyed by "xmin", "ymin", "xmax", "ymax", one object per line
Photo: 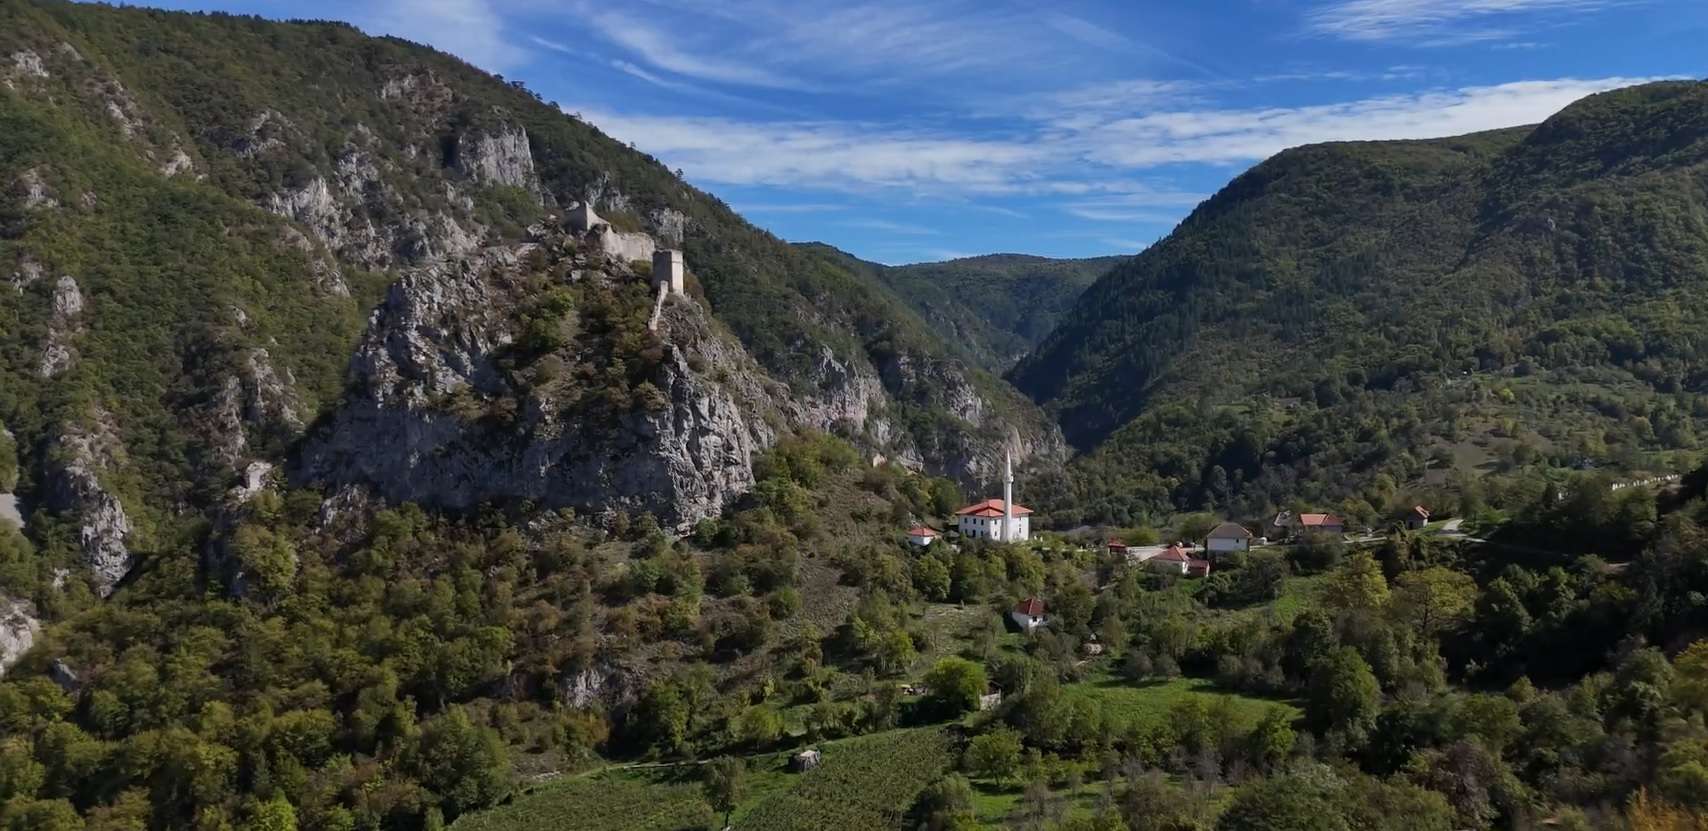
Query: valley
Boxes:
[{"xmin": 1, "ymin": 1, "xmax": 1708, "ymax": 830}]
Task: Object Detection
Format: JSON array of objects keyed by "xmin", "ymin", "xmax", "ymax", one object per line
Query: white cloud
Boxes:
[
  {"xmin": 735, "ymin": 202, "xmax": 850, "ymax": 214},
  {"xmin": 839, "ymin": 218, "xmax": 941, "ymax": 235},
  {"xmin": 359, "ymin": 0, "xmax": 519, "ymax": 72},
  {"xmin": 578, "ymin": 8, "xmax": 812, "ymax": 89},
  {"xmin": 576, "ymin": 76, "xmax": 1661, "ymax": 199},
  {"xmin": 1083, "ymin": 77, "xmax": 1665, "ymax": 167},
  {"xmin": 1309, "ymin": 0, "xmax": 1633, "ymax": 44},
  {"xmin": 574, "ymin": 109, "xmax": 1047, "ymax": 192}
]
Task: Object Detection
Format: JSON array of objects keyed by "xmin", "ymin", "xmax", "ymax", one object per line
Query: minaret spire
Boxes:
[{"xmin": 1003, "ymin": 450, "xmax": 1014, "ymax": 541}]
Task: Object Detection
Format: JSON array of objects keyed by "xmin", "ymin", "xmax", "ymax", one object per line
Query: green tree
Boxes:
[
  {"xmin": 1671, "ymin": 639, "xmax": 1708, "ymax": 715},
  {"xmin": 922, "ymin": 657, "xmax": 988, "ymax": 718},
  {"xmin": 408, "ymin": 707, "xmax": 511, "ymax": 819},
  {"xmin": 1307, "ymin": 648, "xmax": 1380, "ymax": 741},
  {"xmin": 915, "ymin": 773, "xmax": 976, "ymax": 831},
  {"xmin": 1392, "ymin": 567, "xmax": 1476, "ymax": 635},
  {"xmin": 1323, "ymin": 551, "xmax": 1389, "ymax": 612},
  {"xmin": 1217, "ymin": 775, "xmax": 1349, "ymax": 831},
  {"xmin": 965, "ymin": 728, "xmax": 1023, "ymax": 784},
  {"xmin": 703, "ymin": 756, "xmax": 745, "ymax": 829},
  {"xmin": 240, "ymin": 794, "xmax": 298, "ymax": 831},
  {"xmin": 1246, "ymin": 707, "xmax": 1296, "ymax": 772}
]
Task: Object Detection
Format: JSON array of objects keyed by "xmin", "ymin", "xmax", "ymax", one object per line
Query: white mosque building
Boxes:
[{"xmin": 955, "ymin": 452, "xmax": 1031, "ymax": 542}]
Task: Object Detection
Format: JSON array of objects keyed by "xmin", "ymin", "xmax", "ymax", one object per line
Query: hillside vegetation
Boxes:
[
  {"xmin": 800, "ymin": 246, "xmax": 1117, "ymax": 373},
  {"xmin": 1011, "ymin": 82, "xmax": 1708, "ymax": 526}
]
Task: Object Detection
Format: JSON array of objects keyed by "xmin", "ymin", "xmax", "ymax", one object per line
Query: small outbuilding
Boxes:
[
  {"xmin": 978, "ymin": 691, "xmax": 1003, "ymax": 711},
  {"xmin": 1206, "ymin": 521, "xmax": 1252, "ymax": 554},
  {"xmin": 791, "ymin": 749, "xmax": 822, "ymax": 771},
  {"xmin": 907, "ymin": 526, "xmax": 940, "ymax": 547},
  {"xmin": 1406, "ymin": 505, "xmax": 1431, "ymax": 529},
  {"xmin": 1010, "ymin": 597, "xmax": 1047, "ymax": 633}
]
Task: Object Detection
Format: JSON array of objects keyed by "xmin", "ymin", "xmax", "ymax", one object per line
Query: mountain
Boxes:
[
  {"xmin": 798, "ymin": 245, "xmax": 1119, "ymax": 372},
  {"xmin": 1011, "ymin": 80, "xmax": 1708, "ymax": 525},
  {"xmin": 0, "ymin": 0, "xmax": 1064, "ymax": 599}
]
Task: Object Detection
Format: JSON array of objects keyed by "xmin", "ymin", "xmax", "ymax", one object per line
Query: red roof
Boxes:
[
  {"xmin": 1187, "ymin": 559, "xmax": 1212, "ymax": 576},
  {"xmin": 1154, "ymin": 544, "xmax": 1192, "ymax": 562},
  {"xmin": 907, "ymin": 526, "xmax": 940, "ymax": 537},
  {"xmin": 957, "ymin": 498, "xmax": 1033, "ymax": 518},
  {"xmin": 1013, "ymin": 597, "xmax": 1046, "ymax": 616},
  {"xmin": 1299, "ymin": 513, "xmax": 1343, "ymax": 527},
  {"xmin": 1411, "ymin": 505, "xmax": 1430, "ymax": 518}
]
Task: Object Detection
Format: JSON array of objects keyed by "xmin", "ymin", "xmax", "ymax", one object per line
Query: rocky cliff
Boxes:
[{"xmin": 0, "ymin": 2, "xmax": 1067, "ymax": 607}]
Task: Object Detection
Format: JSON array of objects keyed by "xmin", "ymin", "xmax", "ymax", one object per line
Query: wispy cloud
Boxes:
[
  {"xmin": 578, "ymin": 75, "xmax": 1657, "ymax": 199},
  {"xmin": 839, "ymin": 218, "xmax": 941, "ymax": 235},
  {"xmin": 736, "ymin": 202, "xmax": 850, "ymax": 214},
  {"xmin": 572, "ymin": 109, "xmax": 1047, "ymax": 193},
  {"xmin": 578, "ymin": 8, "xmax": 813, "ymax": 89},
  {"xmin": 359, "ymin": 0, "xmax": 518, "ymax": 72},
  {"xmin": 1081, "ymin": 77, "xmax": 1666, "ymax": 167},
  {"xmin": 1309, "ymin": 0, "xmax": 1633, "ymax": 44}
]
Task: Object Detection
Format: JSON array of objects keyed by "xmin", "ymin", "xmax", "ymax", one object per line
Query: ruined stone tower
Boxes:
[{"xmin": 652, "ymin": 249, "xmax": 685, "ymax": 295}]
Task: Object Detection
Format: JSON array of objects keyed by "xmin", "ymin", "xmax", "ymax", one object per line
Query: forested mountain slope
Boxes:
[
  {"xmin": 1011, "ymin": 81, "xmax": 1708, "ymax": 525},
  {"xmin": 0, "ymin": 0, "xmax": 1063, "ymax": 596},
  {"xmin": 798, "ymin": 246, "xmax": 1118, "ymax": 372}
]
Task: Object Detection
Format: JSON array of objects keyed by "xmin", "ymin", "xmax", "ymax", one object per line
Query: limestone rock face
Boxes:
[
  {"xmin": 798, "ymin": 345, "xmax": 887, "ymax": 431},
  {"xmin": 39, "ymin": 275, "xmax": 83, "ymax": 378},
  {"xmin": 296, "ymin": 247, "xmax": 779, "ymax": 530},
  {"xmin": 0, "ymin": 596, "xmax": 40, "ymax": 678},
  {"xmin": 45, "ymin": 413, "xmax": 134, "ymax": 597},
  {"xmin": 452, "ymin": 126, "xmax": 538, "ymax": 192}
]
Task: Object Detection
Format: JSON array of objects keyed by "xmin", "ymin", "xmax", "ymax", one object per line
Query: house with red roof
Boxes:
[
  {"xmin": 907, "ymin": 526, "xmax": 940, "ymax": 547},
  {"xmin": 1106, "ymin": 538, "xmax": 1128, "ymax": 557},
  {"xmin": 1297, "ymin": 513, "xmax": 1345, "ymax": 536},
  {"xmin": 1010, "ymin": 597, "xmax": 1048, "ymax": 633},
  {"xmin": 1406, "ymin": 505, "xmax": 1431, "ymax": 530},
  {"xmin": 1146, "ymin": 544, "xmax": 1212, "ymax": 577}
]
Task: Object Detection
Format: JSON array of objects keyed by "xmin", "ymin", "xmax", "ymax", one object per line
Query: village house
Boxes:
[
  {"xmin": 955, "ymin": 452, "xmax": 1030, "ymax": 542},
  {"xmin": 1406, "ymin": 505, "xmax": 1431, "ymax": 530},
  {"xmin": 907, "ymin": 526, "xmax": 940, "ymax": 547},
  {"xmin": 1269, "ymin": 510, "xmax": 1295, "ymax": 539},
  {"xmin": 1146, "ymin": 544, "xmax": 1212, "ymax": 577},
  {"xmin": 1206, "ymin": 521, "xmax": 1252, "ymax": 554},
  {"xmin": 1106, "ymin": 538, "xmax": 1128, "ymax": 557},
  {"xmin": 1297, "ymin": 513, "xmax": 1346, "ymax": 537},
  {"xmin": 1010, "ymin": 597, "xmax": 1047, "ymax": 633}
]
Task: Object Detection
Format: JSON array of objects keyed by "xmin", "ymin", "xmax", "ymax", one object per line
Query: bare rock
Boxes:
[
  {"xmin": 39, "ymin": 274, "xmax": 83, "ymax": 378},
  {"xmin": 14, "ymin": 167, "xmax": 57, "ymax": 210},
  {"xmin": 0, "ymin": 595, "xmax": 39, "ymax": 678},
  {"xmin": 44, "ymin": 412, "xmax": 134, "ymax": 597},
  {"xmin": 10, "ymin": 50, "xmax": 47, "ymax": 79},
  {"xmin": 450, "ymin": 125, "xmax": 538, "ymax": 192},
  {"xmin": 296, "ymin": 247, "xmax": 779, "ymax": 530}
]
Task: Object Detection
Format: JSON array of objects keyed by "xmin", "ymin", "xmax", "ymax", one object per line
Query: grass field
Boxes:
[
  {"xmin": 451, "ymin": 771, "xmax": 714, "ymax": 831},
  {"xmin": 1061, "ymin": 674, "xmax": 1300, "ymax": 736},
  {"xmin": 737, "ymin": 727, "xmax": 957, "ymax": 830},
  {"xmin": 455, "ymin": 727, "xmax": 958, "ymax": 831}
]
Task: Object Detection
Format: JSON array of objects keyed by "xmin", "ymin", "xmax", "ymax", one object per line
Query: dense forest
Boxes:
[
  {"xmin": 1012, "ymin": 81, "xmax": 1708, "ymax": 526},
  {"xmin": 798, "ymin": 246, "xmax": 1119, "ymax": 373}
]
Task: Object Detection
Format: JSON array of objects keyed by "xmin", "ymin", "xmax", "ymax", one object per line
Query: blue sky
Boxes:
[{"xmin": 146, "ymin": 0, "xmax": 1707, "ymax": 264}]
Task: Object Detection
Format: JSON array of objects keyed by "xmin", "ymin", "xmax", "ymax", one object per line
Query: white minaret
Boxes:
[{"xmin": 1003, "ymin": 450, "xmax": 1014, "ymax": 541}]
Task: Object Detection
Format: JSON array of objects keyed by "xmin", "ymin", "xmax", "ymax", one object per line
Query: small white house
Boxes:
[
  {"xmin": 1010, "ymin": 597, "xmax": 1047, "ymax": 633},
  {"xmin": 907, "ymin": 526, "xmax": 940, "ymax": 547},
  {"xmin": 1206, "ymin": 521, "xmax": 1252, "ymax": 554}
]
